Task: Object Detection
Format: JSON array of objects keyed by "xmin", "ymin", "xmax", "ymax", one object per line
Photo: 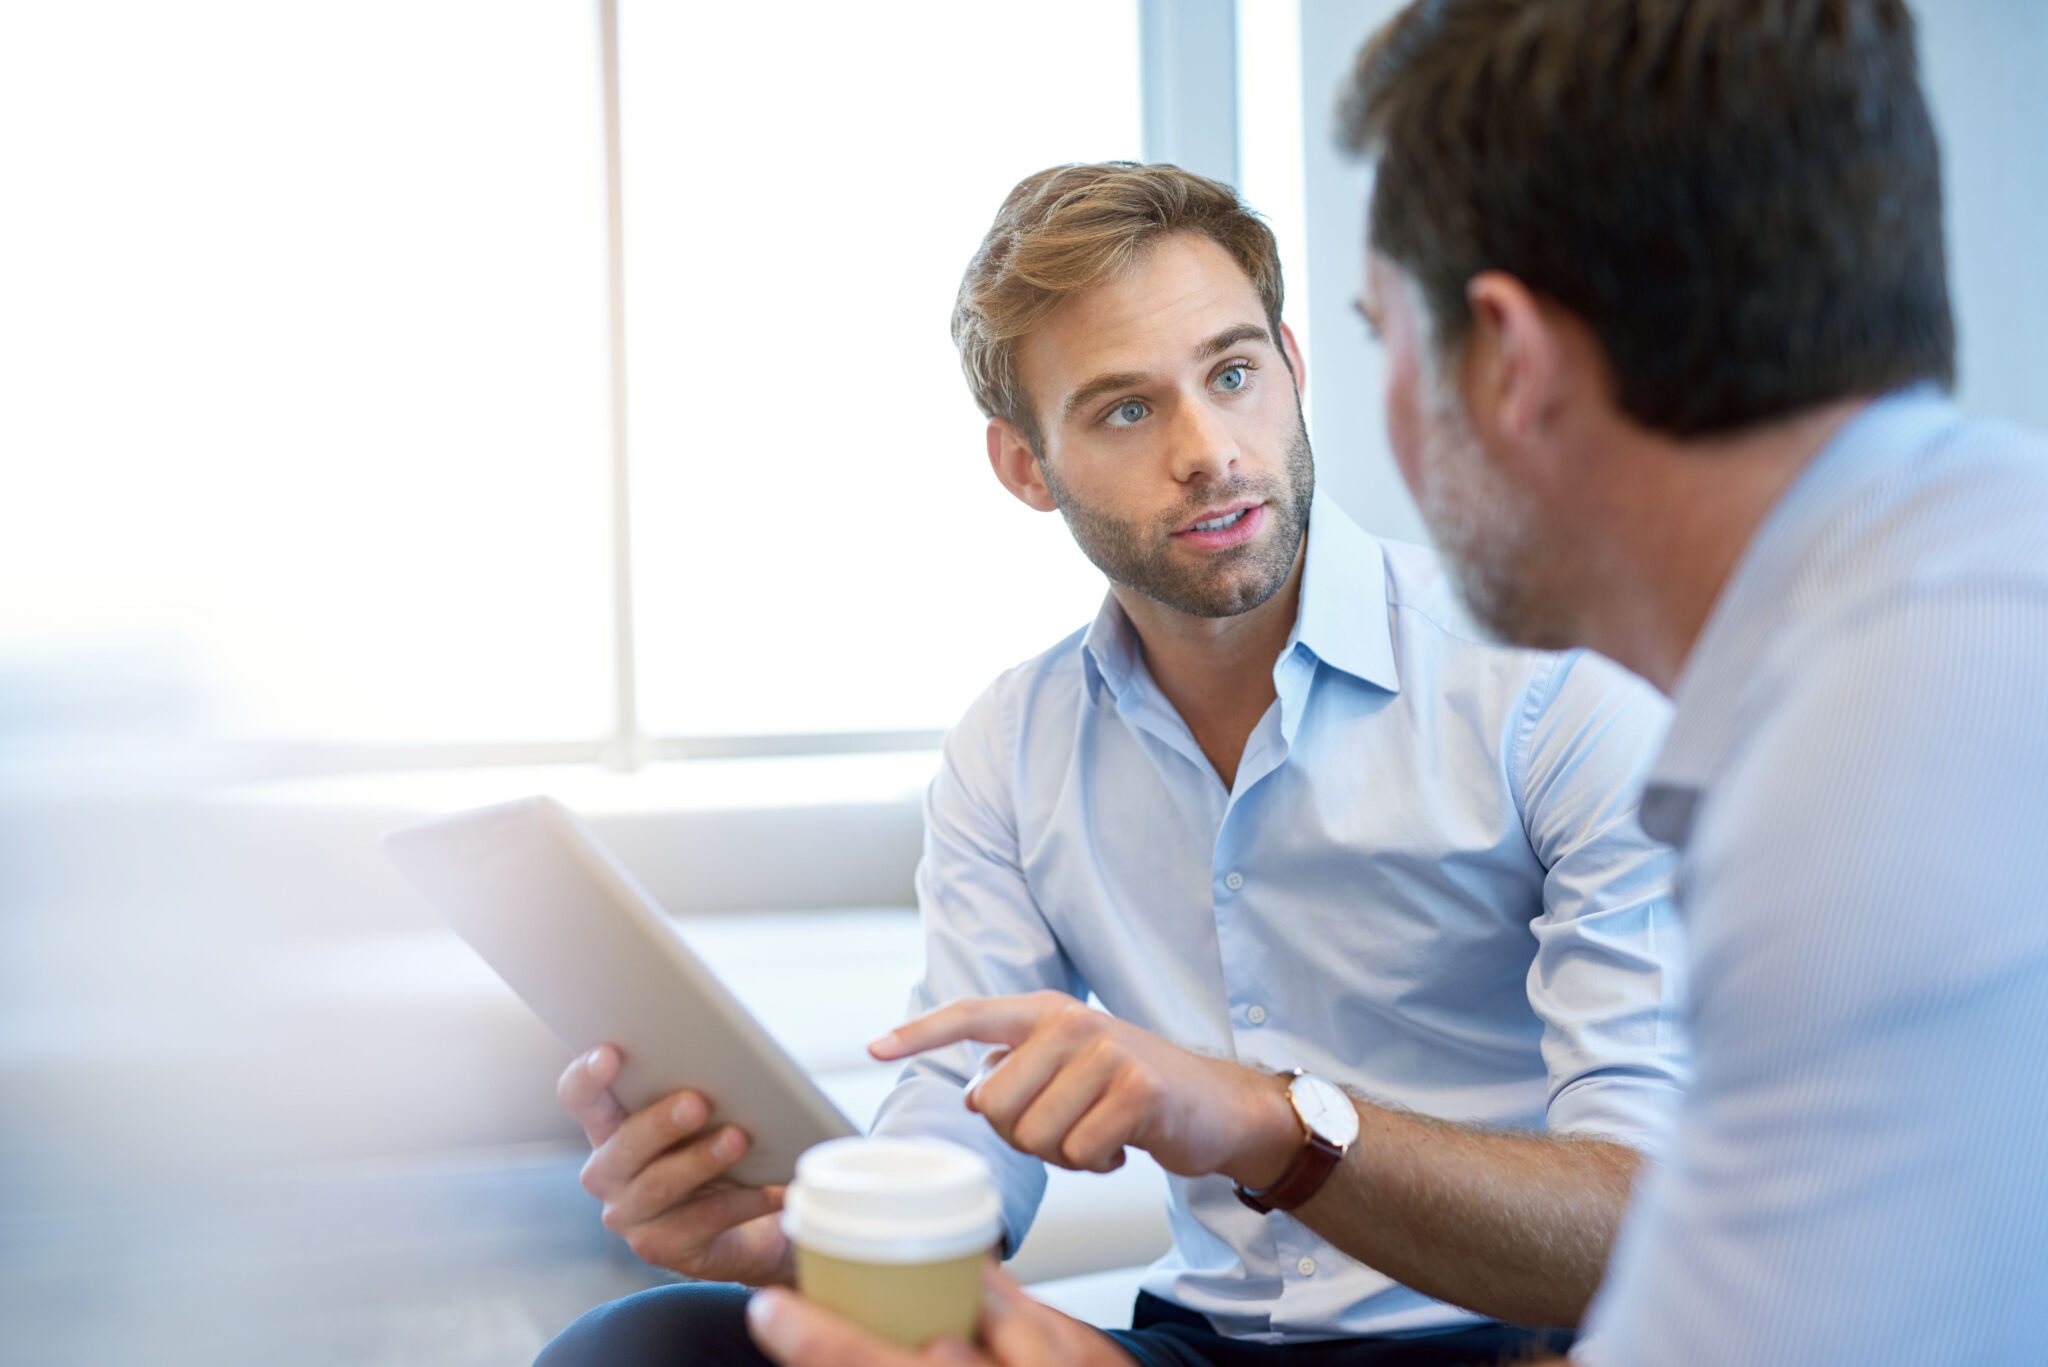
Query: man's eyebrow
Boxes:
[
  {"xmin": 1354, "ymin": 295, "xmax": 1384, "ymax": 337},
  {"xmin": 1061, "ymin": 370, "xmax": 1150, "ymax": 423},
  {"xmin": 1197, "ymin": 323, "xmax": 1273, "ymax": 358},
  {"xmin": 1058, "ymin": 324, "xmax": 1276, "ymax": 424}
]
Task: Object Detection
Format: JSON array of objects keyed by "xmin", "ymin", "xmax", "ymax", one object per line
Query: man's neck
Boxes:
[
  {"xmin": 1569, "ymin": 397, "xmax": 1869, "ymax": 693},
  {"xmin": 1113, "ymin": 544, "xmax": 1307, "ymax": 790}
]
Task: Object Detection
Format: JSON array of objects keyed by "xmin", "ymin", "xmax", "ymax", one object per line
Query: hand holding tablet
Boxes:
[
  {"xmin": 383, "ymin": 795, "xmax": 860, "ymax": 1281},
  {"xmin": 554, "ymin": 1039, "xmax": 801, "ymax": 1284}
]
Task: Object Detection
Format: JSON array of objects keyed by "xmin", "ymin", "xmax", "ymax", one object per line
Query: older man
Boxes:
[{"xmin": 1337, "ymin": 1, "xmax": 2048, "ymax": 1361}]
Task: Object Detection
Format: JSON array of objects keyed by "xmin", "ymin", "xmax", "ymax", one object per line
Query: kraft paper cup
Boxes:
[{"xmin": 781, "ymin": 1136, "xmax": 1002, "ymax": 1348}]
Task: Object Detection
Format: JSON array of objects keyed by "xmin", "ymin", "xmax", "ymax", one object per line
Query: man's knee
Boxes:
[{"xmin": 535, "ymin": 1281, "xmax": 766, "ymax": 1367}]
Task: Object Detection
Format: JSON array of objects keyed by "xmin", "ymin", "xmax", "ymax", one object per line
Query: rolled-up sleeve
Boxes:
[
  {"xmin": 1513, "ymin": 649, "xmax": 1690, "ymax": 1156},
  {"xmin": 867, "ymin": 679, "xmax": 1083, "ymax": 1255}
]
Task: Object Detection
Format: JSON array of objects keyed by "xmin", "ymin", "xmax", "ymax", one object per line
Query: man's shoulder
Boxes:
[
  {"xmin": 944, "ymin": 620, "xmax": 1096, "ymax": 754},
  {"xmin": 1814, "ymin": 409, "xmax": 2048, "ymax": 616},
  {"xmin": 1897, "ymin": 414, "xmax": 2048, "ymax": 574},
  {"xmin": 1697, "ymin": 417, "xmax": 2048, "ymax": 868},
  {"xmin": 1733, "ymin": 414, "xmax": 2048, "ymax": 732}
]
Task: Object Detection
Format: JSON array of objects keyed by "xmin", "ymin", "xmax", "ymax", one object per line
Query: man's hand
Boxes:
[
  {"xmin": 746, "ymin": 1263, "xmax": 1137, "ymax": 1367},
  {"xmin": 556, "ymin": 1044, "xmax": 794, "ymax": 1285},
  {"xmin": 870, "ymin": 991, "xmax": 1298, "ymax": 1185}
]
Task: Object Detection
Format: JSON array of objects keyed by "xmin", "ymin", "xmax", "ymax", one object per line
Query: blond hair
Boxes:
[{"xmin": 951, "ymin": 162, "xmax": 1286, "ymax": 455}]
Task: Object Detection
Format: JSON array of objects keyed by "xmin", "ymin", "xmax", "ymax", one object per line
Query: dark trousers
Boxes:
[{"xmin": 534, "ymin": 1281, "xmax": 1574, "ymax": 1366}]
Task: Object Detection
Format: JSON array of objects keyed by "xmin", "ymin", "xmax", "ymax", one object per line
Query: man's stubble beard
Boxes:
[
  {"xmin": 1412, "ymin": 369, "xmax": 1578, "ymax": 650},
  {"xmin": 1041, "ymin": 414, "xmax": 1316, "ymax": 620}
]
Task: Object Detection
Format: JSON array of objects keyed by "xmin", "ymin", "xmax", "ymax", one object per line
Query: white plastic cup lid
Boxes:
[{"xmin": 781, "ymin": 1136, "xmax": 1003, "ymax": 1265}]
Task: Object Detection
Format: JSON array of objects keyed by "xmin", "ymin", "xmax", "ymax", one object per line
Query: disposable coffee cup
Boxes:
[{"xmin": 781, "ymin": 1136, "xmax": 1003, "ymax": 1348}]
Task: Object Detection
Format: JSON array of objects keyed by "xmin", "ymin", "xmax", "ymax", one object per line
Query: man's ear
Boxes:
[
  {"xmin": 1463, "ymin": 271, "xmax": 1562, "ymax": 450},
  {"xmin": 1278, "ymin": 320, "xmax": 1307, "ymax": 402},
  {"xmin": 986, "ymin": 418, "xmax": 1059, "ymax": 513}
]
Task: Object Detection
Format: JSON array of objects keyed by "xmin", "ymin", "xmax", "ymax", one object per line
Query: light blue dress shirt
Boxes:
[
  {"xmin": 1579, "ymin": 388, "xmax": 2048, "ymax": 1365},
  {"xmin": 873, "ymin": 495, "xmax": 1688, "ymax": 1342}
]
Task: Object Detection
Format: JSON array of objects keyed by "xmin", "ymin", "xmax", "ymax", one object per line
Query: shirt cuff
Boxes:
[{"xmin": 1547, "ymin": 1074, "xmax": 1683, "ymax": 1160}]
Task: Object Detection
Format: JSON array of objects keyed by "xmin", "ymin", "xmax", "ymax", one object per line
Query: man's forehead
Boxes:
[{"xmin": 1020, "ymin": 234, "xmax": 1268, "ymax": 384}]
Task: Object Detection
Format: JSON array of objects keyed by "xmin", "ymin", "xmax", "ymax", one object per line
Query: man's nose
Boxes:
[{"xmin": 1167, "ymin": 395, "xmax": 1239, "ymax": 486}]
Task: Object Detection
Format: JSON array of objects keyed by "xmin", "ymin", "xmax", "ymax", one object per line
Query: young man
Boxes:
[{"xmin": 542, "ymin": 164, "xmax": 1688, "ymax": 1367}]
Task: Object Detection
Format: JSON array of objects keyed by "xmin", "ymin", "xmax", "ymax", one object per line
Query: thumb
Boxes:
[{"xmin": 745, "ymin": 1288, "xmax": 929, "ymax": 1367}]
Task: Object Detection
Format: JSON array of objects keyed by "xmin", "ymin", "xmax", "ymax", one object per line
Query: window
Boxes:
[
  {"xmin": 622, "ymin": 1, "xmax": 1142, "ymax": 738},
  {"xmin": 3, "ymin": 2, "xmax": 617, "ymax": 747},
  {"xmin": 2, "ymin": 1, "xmax": 1173, "ymax": 766}
]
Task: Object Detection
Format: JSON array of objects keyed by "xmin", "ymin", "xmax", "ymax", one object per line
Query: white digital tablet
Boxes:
[{"xmin": 382, "ymin": 795, "xmax": 858, "ymax": 1186}]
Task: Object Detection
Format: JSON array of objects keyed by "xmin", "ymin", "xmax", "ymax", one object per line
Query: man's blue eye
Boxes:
[
  {"xmin": 1108, "ymin": 400, "xmax": 1147, "ymax": 427},
  {"xmin": 1217, "ymin": 365, "xmax": 1247, "ymax": 391}
]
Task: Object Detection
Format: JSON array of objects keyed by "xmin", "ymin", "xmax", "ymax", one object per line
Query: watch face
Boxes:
[{"xmin": 1291, "ymin": 1074, "xmax": 1360, "ymax": 1147}]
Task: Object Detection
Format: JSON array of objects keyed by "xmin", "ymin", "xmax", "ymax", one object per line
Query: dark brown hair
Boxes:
[
  {"xmin": 954, "ymin": 162, "xmax": 1287, "ymax": 455},
  {"xmin": 1340, "ymin": 0, "xmax": 1955, "ymax": 436}
]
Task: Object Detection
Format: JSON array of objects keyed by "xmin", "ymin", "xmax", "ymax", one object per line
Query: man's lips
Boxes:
[{"xmin": 1171, "ymin": 500, "xmax": 1267, "ymax": 550}]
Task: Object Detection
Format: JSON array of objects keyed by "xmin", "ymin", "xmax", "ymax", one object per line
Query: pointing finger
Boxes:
[{"xmin": 870, "ymin": 993, "xmax": 1074, "ymax": 1061}]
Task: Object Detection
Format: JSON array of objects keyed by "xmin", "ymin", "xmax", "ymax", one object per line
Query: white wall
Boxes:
[
  {"xmin": 1297, "ymin": 0, "xmax": 1424, "ymax": 545},
  {"xmin": 1286, "ymin": 0, "xmax": 2048, "ymax": 552},
  {"xmin": 1919, "ymin": 0, "xmax": 2048, "ymax": 432}
]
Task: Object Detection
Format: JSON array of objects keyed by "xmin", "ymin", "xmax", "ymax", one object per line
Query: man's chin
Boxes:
[
  {"xmin": 1416, "ymin": 475, "xmax": 1575, "ymax": 650},
  {"xmin": 1444, "ymin": 553, "xmax": 1579, "ymax": 652},
  {"xmin": 1165, "ymin": 590, "xmax": 1266, "ymax": 620},
  {"xmin": 1130, "ymin": 561, "xmax": 1291, "ymax": 619}
]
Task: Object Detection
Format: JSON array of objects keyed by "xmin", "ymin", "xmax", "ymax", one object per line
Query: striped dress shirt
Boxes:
[{"xmin": 1580, "ymin": 387, "xmax": 2048, "ymax": 1364}]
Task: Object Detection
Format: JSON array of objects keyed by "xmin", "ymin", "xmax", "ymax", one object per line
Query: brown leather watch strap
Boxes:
[{"xmin": 1234, "ymin": 1128, "xmax": 1344, "ymax": 1214}]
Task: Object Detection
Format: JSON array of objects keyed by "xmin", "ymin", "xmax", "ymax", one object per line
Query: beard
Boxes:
[
  {"xmin": 1042, "ymin": 414, "xmax": 1316, "ymax": 620},
  {"xmin": 1410, "ymin": 371, "xmax": 1576, "ymax": 650}
]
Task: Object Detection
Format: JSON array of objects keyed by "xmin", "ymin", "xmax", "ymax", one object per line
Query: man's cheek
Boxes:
[{"xmin": 1383, "ymin": 364, "xmax": 1427, "ymax": 498}]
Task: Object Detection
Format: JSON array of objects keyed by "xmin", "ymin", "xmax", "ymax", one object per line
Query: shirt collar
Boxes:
[
  {"xmin": 1080, "ymin": 489, "xmax": 1402, "ymax": 703},
  {"xmin": 1640, "ymin": 384, "xmax": 1960, "ymax": 846},
  {"xmin": 1292, "ymin": 489, "xmax": 1401, "ymax": 693},
  {"xmin": 1079, "ymin": 592, "xmax": 1142, "ymax": 703}
]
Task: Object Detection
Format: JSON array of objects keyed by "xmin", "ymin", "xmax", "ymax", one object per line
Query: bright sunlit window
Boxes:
[
  {"xmin": 4, "ymin": 1, "xmax": 1151, "ymax": 759},
  {"xmin": 1237, "ymin": 0, "xmax": 1312, "ymax": 383},
  {"xmin": 3, "ymin": 2, "xmax": 616, "ymax": 746},
  {"xmin": 621, "ymin": 1, "xmax": 1143, "ymax": 738}
]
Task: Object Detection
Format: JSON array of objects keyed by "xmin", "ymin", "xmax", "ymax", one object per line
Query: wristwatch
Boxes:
[{"xmin": 1234, "ymin": 1070, "xmax": 1359, "ymax": 1214}]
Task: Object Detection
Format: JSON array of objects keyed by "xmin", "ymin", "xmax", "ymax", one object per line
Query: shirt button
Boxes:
[
  {"xmin": 1297, "ymin": 1256, "xmax": 1317, "ymax": 1276},
  {"xmin": 1246, "ymin": 1004, "xmax": 1267, "ymax": 1025},
  {"xmin": 1223, "ymin": 871, "xmax": 1244, "ymax": 891}
]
